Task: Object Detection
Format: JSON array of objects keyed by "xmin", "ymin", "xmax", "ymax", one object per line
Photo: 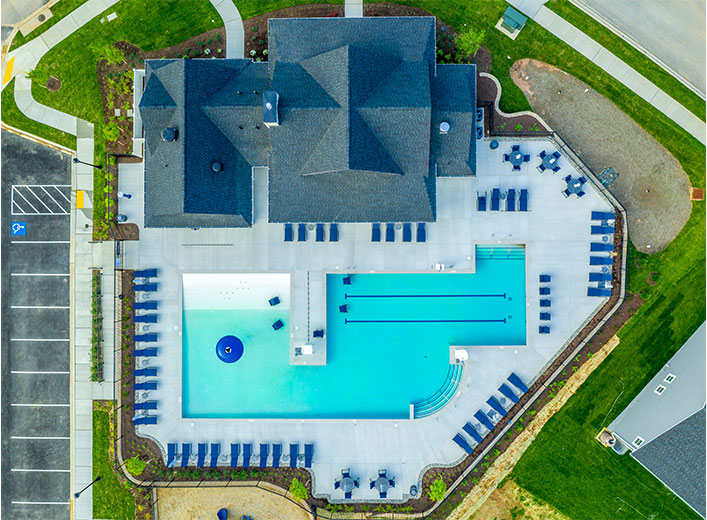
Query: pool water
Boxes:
[{"xmin": 182, "ymin": 252, "xmax": 526, "ymax": 419}]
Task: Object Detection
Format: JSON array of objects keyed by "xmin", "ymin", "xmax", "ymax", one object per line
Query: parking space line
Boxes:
[
  {"xmin": 11, "ymin": 185, "xmax": 71, "ymax": 215},
  {"xmin": 11, "ymin": 305, "xmax": 70, "ymax": 309},
  {"xmin": 11, "ymin": 371, "xmax": 70, "ymax": 375},
  {"xmin": 12, "ymin": 188, "xmax": 40, "ymax": 214},
  {"xmin": 12, "ymin": 501, "xmax": 70, "ymax": 505},
  {"xmin": 11, "ymin": 468, "xmax": 70, "ymax": 473},
  {"xmin": 11, "ymin": 436, "xmax": 70, "ymax": 440},
  {"xmin": 10, "ymin": 339, "xmax": 69, "ymax": 342},
  {"xmin": 39, "ymin": 186, "xmax": 67, "ymax": 212},
  {"xmin": 11, "ymin": 403, "xmax": 70, "ymax": 407},
  {"xmin": 25, "ymin": 188, "xmax": 57, "ymax": 214},
  {"xmin": 11, "ymin": 240, "xmax": 70, "ymax": 244},
  {"xmin": 10, "ymin": 273, "xmax": 70, "ymax": 277}
]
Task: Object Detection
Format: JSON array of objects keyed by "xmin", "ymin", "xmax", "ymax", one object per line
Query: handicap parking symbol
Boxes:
[{"xmin": 11, "ymin": 222, "xmax": 26, "ymax": 236}]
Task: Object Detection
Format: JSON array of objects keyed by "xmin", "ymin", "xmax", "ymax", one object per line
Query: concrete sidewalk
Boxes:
[{"xmin": 209, "ymin": 0, "xmax": 244, "ymax": 58}]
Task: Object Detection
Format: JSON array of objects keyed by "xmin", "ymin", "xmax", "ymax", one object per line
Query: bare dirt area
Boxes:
[
  {"xmin": 469, "ymin": 480, "xmax": 569, "ymax": 520},
  {"xmin": 155, "ymin": 485, "xmax": 312, "ymax": 520},
  {"xmin": 510, "ymin": 59, "xmax": 691, "ymax": 253}
]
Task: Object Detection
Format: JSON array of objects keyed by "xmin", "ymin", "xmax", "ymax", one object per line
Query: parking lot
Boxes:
[{"xmin": 1, "ymin": 131, "xmax": 71, "ymax": 519}]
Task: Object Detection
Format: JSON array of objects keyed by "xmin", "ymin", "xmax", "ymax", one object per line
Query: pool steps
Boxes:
[{"xmin": 411, "ymin": 363, "xmax": 464, "ymax": 419}]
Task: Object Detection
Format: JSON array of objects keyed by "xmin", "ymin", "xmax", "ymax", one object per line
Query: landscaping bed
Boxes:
[
  {"xmin": 477, "ymin": 73, "xmax": 550, "ymax": 136},
  {"xmin": 91, "ymin": 269, "xmax": 103, "ymax": 382}
]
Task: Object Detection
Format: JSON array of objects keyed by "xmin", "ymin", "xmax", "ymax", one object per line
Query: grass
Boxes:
[
  {"xmin": 545, "ymin": 0, "xmax": 705, "ymax": 121},
  {"xmin": 93, "ymin": 406, "xmax": 135, "ymax": 520},
  {"xmin": 233, "ymin": 0, "xmax": 330, "ymax": 19},
  {"xmin": 9, "ymin": 0, "xmax": 90, "ymax": 51}
]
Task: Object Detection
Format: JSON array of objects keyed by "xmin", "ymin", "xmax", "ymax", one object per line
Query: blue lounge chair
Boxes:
[
  {"xmin": 316, "ymin": 223, "xmax": 324, "ymax": 242},
  {"xmin": 134, "ymin": 333, "xmax": 158, "ymax": 342},
  {"xmin": 590, "ymin": 256, "xmax": 613, "ymax": 265},
  {"xmin": 134, "ymin": 301, "xmax": 158, "ymax": 310},
  {"xmin": 539, "ymin": 326, "xmax": 550, "ymax": 334},
  {"xmin": 589, "ymin": 272, "xmax": 612, "ymax": 282},
  {"xmin": 167, "ymin": 443, "xmax": 177, "ymax": 467},
  {"xmin": 134, "ymin": 268, "xmax": 158, "ymax": 278},
  {"xmin": 588, "ymin": 287, "xmax": 612, "ymax": 297},
  {"xmin": 289, "ymin": 444, "xmax": 299, "ymax": 468},
  {"xmin": 591, "ymin": 225, "xmax": 615, "ymax": 235},
  {"xmin": 416, "ymin": 222, "xmax": 426, "ymax": 242},
  {"xmin": 539, "ymin": 312, "xmax": 551, "ymax": 321},
  {"xmin": 539, "ymin": 299, "xmax": 551, "ymax": 307},
  {"xmin": 304, "ymin": 444, "xmax": 313, "ymax": 468},
  {"xmin": 134, "ymin": 284, "xmax": 158, "ymax": 292},
  {"xmin": 259, "ymin": 444, "xmax": 269, "ymax": 468},
  {"xmin": 217, "ymin": 509, "xmax": 227, "ymax": 520},
  {"xmin": 402, "ymin": 223, "xmax": 412, "ymax": 242},
  {"xmin": 269, "ymin": 296, "xmax": 280, "ymax": 306},
  {"xmin": 591, "ymin": 211, "xmax": 615, "ymax": 221},
  {"xmin": 386, "ymin": 223, "xmax": 395, "ymax": 242},
  {"xmin": 134, "ymin": 348, "xmax": 158, "ymax": 357},
  {"xmin": 330, "ymin": 223, "xmax": 338, "ymax": 242},
  {"xmin": 272, "ymin": 319, "xmax": 284, "ymax": 331},
  {"xmin": 272, "ymin": 444, "xmax": 282, "ymax": 468},
  {"xmin": 134, "ymin": 381, "xmax": 157, "ymax": 390},
  {"xmin": 134, "ymin": 368, "xmax": 157, "ymax": 377},
  {"xmin": 508, "ymin": 372, "xmax": 529, "ymax": 393},
  {"xmin": 477, "ymin": 194, "xmax": 487, "ymax": 211},
  {"xmin": 298, "ymin": 223, "xmax": 306, "ymax": 241},
  {"xmin": 181, "ymin": 444, "xmax": 191, "ymax": 467},
  {"xmin": 498, "ymin": 384, "xmax": 520, "ymax": 404},
  {"xmin": 539, "ymin": 274, "xmax": 551, "ymax": 283},
  {"xmin": 372, "ymin": 223, "xmax": 381, "ymax": 242},
  {"xmin": 313, "ymin": 329, "xmax": 324, "ymax": 338},
  {"xmin": 474, "ymin": 410, "xmax": 495, "ymax": 432},
  {"xmin": 133, "ymin": 415, "xmax": 157, "ymax": 425},
  {"xmin": 339, "ymin": 305, "xmax": 348, "ymax": 313},
  {"xmin": 197, "ymin": 443, "xmax": 207, "ymax": 467},
  {"xmin": 487, "ymin": 396, "xmax": 507, "ymax": 417},
  {"xmin": 242, "ymin": 444, "xmax": 252, "ymax": 468},
  {"xmin": 134, "ymin": 401, "xmax": 157, "ymax": 410},
  {"xmin": 491, "ymin": 189, "xmax": 500, "ymax": 211},
  {"xmin": 284, "ymin": 223, "xmax": 293, "ymax": 242},
  {"xmin": 230, "ymin": 444, "xmax": 240, "ymax": 467},
  {"xmin": 519, "ymin": 189, "xmax": 528, "ymax": 211},
  {"xmin": 462, "ymin": 422, "xmax": 484, "ymax": 444},
  {"xmin": 590, "ymin": 242, "xmax": 614, "ymax": 252},
  {"xmin": 453, "ymin": 433, "xmax": 474, "ymax": 455},
  {"xmin": 506, "ymin": 189, "xmax": 515, "ymax": 211},
  {"xmin": 539, "ymin": 287, "xmax": 550, "ymax": 295},
  {"xmin": 211, "ymin": 443, "xmax": 220, "ymax": 467},
  {"xmin": 134, "ymin": 314, "xmax": 158, "ymax": 323}
]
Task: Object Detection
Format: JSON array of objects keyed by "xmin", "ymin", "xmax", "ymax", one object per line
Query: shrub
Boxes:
[
  {"xmin": 124, "ymin": 457, "xmax": 147, "ymax": 476},
  {"xmin": 103, "ymin": 122, "xmax": 120, "ymax": 141},
  {"xmin": 455, "ymin": 26, "xmax": 486, "ymax": 57},
  {"xmin": 514, "ymin": 123, "xmax": 523, "ymax": 131},
  {"xmin": 499, "ymin": 121, "xmax": 507, "ymax": 130},
  {"xmin": 427, "ymin": 477, "xmax": 447, "ymax": 501},
  {"xmin": 95, "ymin": 43, "xmax": 125, "ymax": 65},
  {"xmin": 289, "ymin": 477, "xmax": 308, "ymax": 500}
]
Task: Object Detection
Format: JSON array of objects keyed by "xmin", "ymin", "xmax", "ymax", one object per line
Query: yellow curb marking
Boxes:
[{"xmin": 3, "ymin": 56, "xmax": 15, "ymax": 85}]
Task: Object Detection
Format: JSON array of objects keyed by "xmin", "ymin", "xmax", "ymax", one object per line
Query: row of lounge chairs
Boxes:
[
  {"xmin": 284, "ymin": 223, "xmax": 338, "ymax": 242},
  {"xmin": 371, "ymin": 222, "xmax": 426, "ymax": 243},
  {"xmin": 452, "ymin": 373, "xmax": 529, "ymax": 455},
  {"xmin": 131, "ymin": 271, "xmax": 160, "ymax": 424},
  {"xmin": 588, "ymin": 211, "xmax": 615, "ymax": 297},
  {"xmin": 538, "ymin": 274, "xmax": 551, "ymax": 335},
  {"xmin": 480, "ymin": 189, "xmax": 529, "ymax": 212},
  {"xmin": 166, "ymin": 442, "xmax": 313, "ymax": 469}
]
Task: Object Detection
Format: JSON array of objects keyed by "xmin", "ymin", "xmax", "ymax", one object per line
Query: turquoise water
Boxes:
[{"xmin": 182, "ymin": 252, "xmax": 526, "ymax": 419}]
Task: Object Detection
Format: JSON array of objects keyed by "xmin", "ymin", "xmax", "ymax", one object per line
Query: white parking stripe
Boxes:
[
  {"xmin": 12, "ymin": 200, "xmax": 26, "ymax": 214},
  {"xmin": 11, "ymin": 403, "xmax": 70, "ymax": 407},
  {"xmin": 11, "ymin": 468, "xmax": 70, "ymax": 473},
  {"xmin": 10, "ymin": 273, "xmax": 70, "ymax": 277},
  {"xmin": 39, "ymin": 186, "xmax": 66, "ymax": 212},
  {"xmin": 11, "ymin": 241, "xmax": 70, "ymax": 244},
  {"xmin": 12, "ymin": 501, "xmax": 70, "ymax": 505},
  {"xmin": 11, "ymin": 436, "xmax": 70, "ymax": 440},
  {"xmin": 10, "ymin": 339, "xmax": 69, "ymax": 342},
  {"xmin": 11, "ymin": 371, "xmax": 69, "ymax": 375},
  {"xmin": 11, "ymin": 305, "xmax": 69, "ymax": 309},
  {"xmin": 53, "ymin": 185, "xmax": 71, "ymax": 203},
  {"xmin": 13, "ymin": 189, "xmax": 40, "ymax": 214},
  {"xmin": 25, "ymin": 187, "xmax": 56, "ymax": 214}
]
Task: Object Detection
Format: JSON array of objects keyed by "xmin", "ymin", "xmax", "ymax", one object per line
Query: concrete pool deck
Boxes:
[{"xmin": 118, "ymin": 137, "xmax": 613, "ymax": 502}]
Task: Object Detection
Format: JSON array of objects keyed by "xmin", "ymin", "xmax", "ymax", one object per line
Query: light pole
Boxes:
[
  {"xmin": 74, "ymin": 476, "xmax": 101, "ymax": 499},
  {"xmin": 73, "ymin": 157, "xmax": 103, "ymax": 170}
]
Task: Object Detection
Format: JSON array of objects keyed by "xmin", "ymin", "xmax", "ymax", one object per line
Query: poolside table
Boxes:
[
  {"xmin": 374, "ymin": 476, "xmax": 391, "ymax": 493},
  {"xmin": 508, "ymin": 150, "xmax": 524, "ymax": 167},
  {"xmin": 566, "ymin": 177, "xmax": 583, "ymax": 195},
  {"xmin": 340, "ymin": 476, "xmax": 355, "ymax": 493},
  {"xmin": 541, "ymin": 153, "xmax": 559, "ymax": 170}
]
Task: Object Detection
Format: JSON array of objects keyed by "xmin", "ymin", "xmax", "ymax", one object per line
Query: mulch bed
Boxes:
[{"xmin": 478, "ymin": 74, "xmax": 551, "ymax": 136}]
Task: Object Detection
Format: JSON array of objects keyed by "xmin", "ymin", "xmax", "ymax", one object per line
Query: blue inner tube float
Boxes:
[{"xmin": 216, "ymin": 335, "xmax": 244, "ymax": 363}]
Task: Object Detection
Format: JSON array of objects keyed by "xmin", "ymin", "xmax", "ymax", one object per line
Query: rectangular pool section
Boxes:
[{"xmin": 182, "ymin": 249, "xmax": 526, "ymax": 419}]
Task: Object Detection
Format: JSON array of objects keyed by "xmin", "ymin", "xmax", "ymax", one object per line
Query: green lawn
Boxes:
[
  {"xmin": 546, "ymin": 0, "xmax": 705, "ymax": 122},
  {"xmin": 93, "ymin": 407, "xmax": 135, "ymax": 520},
  {"xmin": 9, "ymin": 0, "xmax": 90, "ymax": 51},
  {"xmin": 233, "ymin": 0, "xmax": 329, "ymax": 19}
]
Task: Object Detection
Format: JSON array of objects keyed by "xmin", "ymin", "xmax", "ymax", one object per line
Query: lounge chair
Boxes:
[
  {"xmin": 134, "ymin": 381, "xmax": 157, "ymax": 390},
  {"xmin": 487, "ymin": 396, "xmax": 507, "ymax": 417},
  {"xmin": 133, "ymin": 415, "xmax": 157, "ymax": 425},
  {"xmin": 453, "ymin": 433, "xmax": 474, "ymax": 455},
  {"xmin": 272, "ymin": 319, "xmax": 284, "ymax": 330},
  {"xmin": 498, "ymin": 384, "xmax": 520, "ymax": 404},
  {"xmin": 523, "ymin": 154, "xmax": 530, "ymax": 162},
  {"xmin": 587, "ymin": 287, "xmax": 612, "ymax": 297},
  {"xmin": 304, "ymin": 444, "xmax": 313, "ymax": 468},
  {"xmin": 343, "ymin": 276, "xmax": 352, "ymax": 285},
  {"xmin": 242, "ymin": 444, "xmax": 252, "ymax": 468},
  {"xmin": 197, "ymin": 443, "xmax": 207, "ymax": 467},
  {"xmin": 335, "ymin": 480, "xmax": 340, "ymax": 489},
  {"xmin": 259, "ymin": 444, "xmax": 269, "ymax": 468},
  {"xmin": 508, "ymin": 372, "xmax": 529, "ymax": 393},
  {"xmin": 289, "ymin": 444, "xmax": 299, "ymax": 468},
  {"xmin": 474, "ymin": 410, "xmax": 495, "ymax": 432},
  {"xmin": 372, "ymin": 223, "xmax": 381, "ymax": 242},
  {"xmin": 539, "ymin": 274, "xmax": 551, "ymax": 283},
  {"xmin": 181, "ymin": 444, "xmax": 192, "ymax": 467},
  {"xmin": 589, "ymin": 256, "xmax": 613, "ymax": 265},
  {"xmin": 272, "ymin": 444, "xmax": 282, "ymax": 468},
  {"xmin": 386, "ymin": 223, "xmax": 395, "ymax": 242},
  {"xmin": 591, "ymin": 211, "xmax": 615, "ymax": 221},
  {"xmin": 416, "ymin": 222, "xmax": 426, "ymax": 242},
  {"xmin": 167, "ymin": 443, "xmax": 178, "ymax": 467},
  {"xmin": 591, "ymin": 225, "xmax": 615, "ymax": 235},
  {"xmin": 134, "ymin": 348, "xmax": 158, "ymax": 357},
  {"xmin": 477, "ymin": 194, "xmax": 487, "ymax": 211},
  {"xmin": 539, "ymin": 299, "xmax": 551, "ymax": 307},
  {"xmin": 519, "ymin": 189, "xmax": 528, "ymax": 212},
  {"xmin": 269, "ymin": 296, "xmax": 281, "ymax": 306},
  {"xmin": 211, "ymin": 443, "xmax": 220, "ymax": 467},
  {"xmin": 134, "ymin": 284, "xmax": 158, "ymax": 292},
  {"xmin": 313, "ymin": 329, "xmax": 324, "ymax": 338},
  {"xmin": 297, "ymin": 223, "xmax": 306, "ymax": 241},
  {"xmin": 134, "ymin": 314, "xmax": 158, "ymax": 323},
  {"xmin": 284, "ymin": 223, "xmax": 293, "ymax": 242},
  {"xmin": 539, "ymin": 287, "xmax": 550, "ymax": 295},
  {"xmin": 590, "ymin": 242, "xmax": 614, "ymax": 252},
  {"xmin": 539, "ymin": 312, "xmax": 551, "ymax": 321},
  {"xmin": 330, "ymin": 223, "xmax": 339, "ymax": 242},
  {"xmin": 589, "ymin": 272, "xmax": 612, "ymax": 282},
  {"xmin": 134, "ymin": 401, "xmax": 157, "ymax": 410},
  {"xmin": 402, "ymin": 223, "xmax": 412, "ymax": 242},
  {"xmin": 230, "ymin": 444, "xmax": 240, "ymax": 467},
  {"xmin": 134, "ymin": 368, "xmax": 157, "ymax": 377},
  {"xmin": 134, "ymin": 333, "xmax": 158, "ymax": 342},
  {"xmin": 539, "ymin": 326, "xmax": 550, "ymax": 334},
  {"xmin": 462, "ymin": 422, "xmax": 484, "ymax": 444},
  {"xmin": 316, "ymin": 223, "xmax": 324, "ymax": 242},
  {"xmin": 134, "ymin": 301, "xmax": 158, "ymax": 310},
  {"xmin": 506, "ymin": 189, "xmax": 515, "ymax": 211},
  {"xmin": 491, "ymin": 189, "xmax": 500, "ymax": 211},
  {"xmin": 339, "ymin": 305, "xmax": 348, "ymax": 313},
  {"xmin": 134, "ymin": 268, "xmax": 158, "ymax": 278}
]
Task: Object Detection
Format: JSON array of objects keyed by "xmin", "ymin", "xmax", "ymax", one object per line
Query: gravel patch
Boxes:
[{"xmin": 510, "ymin": 59, "xmax": 691, "ymax": 253}]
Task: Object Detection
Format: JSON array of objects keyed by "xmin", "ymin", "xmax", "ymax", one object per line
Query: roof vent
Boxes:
[
  {"xmin": 440, "ymin": 121, "xmax": 450, "ymax": 134},
  {"xmin": 211, "ymin": 161, "xmax": 223, "ymax": 173},
  {"xmin": 263, "ymin": 91, "xmax": 279, "ymax": 127},
  {"xmin": 161, "ymin": 127, "xmax": 178, "ymax": 142}
]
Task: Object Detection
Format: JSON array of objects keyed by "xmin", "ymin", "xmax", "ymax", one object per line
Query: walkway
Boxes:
[
  {"xmin": 209, "ymin": 0, "xmax": 244, "ymax": 58},
  {"xmin": 507, "ymin": 0, "xmax": 706, "ymax": 145}
]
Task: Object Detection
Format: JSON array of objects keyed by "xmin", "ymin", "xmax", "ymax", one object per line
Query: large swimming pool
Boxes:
[{"xmin": 182, "ymin": 249, "xmax": 526, "ymax": 419}]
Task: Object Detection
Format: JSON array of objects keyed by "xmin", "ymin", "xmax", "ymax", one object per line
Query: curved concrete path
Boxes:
[{"xmin": 210, "ymin": 0, "xmax": 244, "ymax": 58}]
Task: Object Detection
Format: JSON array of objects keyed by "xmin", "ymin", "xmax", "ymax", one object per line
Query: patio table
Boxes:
[{"xmin": 542, "ymin": 153, "xmax": 559, "ymax": 170}]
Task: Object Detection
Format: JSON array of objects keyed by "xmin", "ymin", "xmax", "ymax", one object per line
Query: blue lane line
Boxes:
[
  {"xmin": 345, "ymin": 318, "xmax": 507, "ymax": 324},
  {"xmin": 344, "ymin": 293, "xmax": 507, "ymax": 299}
]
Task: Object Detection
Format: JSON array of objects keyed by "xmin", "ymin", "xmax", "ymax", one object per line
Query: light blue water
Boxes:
[{"xmin": 183, "ymin": 251, "xmax": 526, "ymax": 419}]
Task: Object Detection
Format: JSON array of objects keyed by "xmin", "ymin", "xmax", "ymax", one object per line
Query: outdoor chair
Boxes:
[
  {"xmin": 562, "ymin": 189, "xmax": 571, "ymax": 197},
  {"xmin": 416, "ymin": 222, "xmax": 426, "ymax": 242},
  {"xmin": 133, "ymin": 415, "xmax": 158, "ymax": 425},
  {"xmin": 463, "ymin": 422, "xmax": 484, "ymax": 443},
  {"xmin": 242, "ymin": 444, "xmax": 252, "ymax": 468},
  {"xmin": 284, "ymin": 223, "xmax": 293, "ymax": 242},
  {"xmin": 272, "ymin": 319, "xmax": 284, "ymax": 331},
  {"xmin": 402, "ymin": 223, "xmax": 412, "ymax": 242},
  {"xmin": 269, "ymin": 296, "xmax": 281, "ymax": 306},
  {"xmin": 523, "ymin": 154, "xmax": 530, "ymax": 162},
  {"xmin": 508, "ymin": 372, "xmax": 529, "ymax": 393},
  {"xmin": 503, "ymin": 153, "xmax": 510, "ymax": 162},
  {"xmin": 539, "ymin": 326, "xmax": 550, "ymax": 334},
  {"xmin": 259, "ymin": 444, "xmax": 269, "ymax": 468},
  {"xmin": 316, "ymin": 223, "xmax": 325, "ymax": 242},
  {"xmin": 511, "ymin": 145, "xmax": 519, "ymax": 151},
  {"xmin": 453, "ymin": 434, "xmax": 474, "ymax": 455},
  {"xmin": 134, "ymin": 348, "xmax": 158, "ymax": 357},
  {"xmin": 372, "ymin": 223, "xmax": 381, "ymax": 242},
  {"xmin": 577, "ymin": 191, "xmax": 586, "ymax": 198},
  {"xmin": 134, "ymin": 368, "xmax": 157, "ymax": 377},
  {"xmin": 339, "ymin": 305, "xmax": 348, "ymax": 313},
  {"xmin": 181, "ymin": 444, "xmax": 192, "ymax": 467},
  {"xmin": 134, "ymin": 401, "xmax": 157, "ymax": 410},
  {"xmin": 272, "ymin": 444, "xmax": 282, "ymax": 468},
  {"xmin": 197, "ymin": 443, "xmax": 207, "ymax": 467},
  {"xmin": 134, "ymin": 381, "xmax": 157, "ymax": 390},
  {"xmin": 498, "ymin": 384, "xmax": 520, "ymax": 404},
  {"xmin": 134, "ymin": 268, "xmax": 158, "ymax": 278},
  {"xmin": 539, "ymin": 299, "xmax": 551, "ymax": 307},
  {"xmin": 539, "ymin": 274, "xmax": 551, "ymax": 283},
  {"xmin": 304, "ymin": 444, "xmax": 313, "ymax": 468},
  {"xmin": 330, "ymin": 223, "xmax": 339, "ymax": 242},
  {"xmin": 539, "ymin": 312, "xmax": 551, "ymax": 321},
  {"xmin": 386, "ymin": 223, "xmax": 395, "ymax": 242},
  {"xmin": 297, "ymin": 223, "xmax": 306, "ymax": 241},
  {"xmin": 230, "ymin": 444, "xmax": 240, "ymax": 467},
  {"xmin": 313, "ymin": 329, "xmax": 324, "ymax": 338},
  {"xmin": 210, "ymin": 444, "xmax": 220, "ymax": 467},
  {"xmin": 539, "ymin": 287, "xmax": 550, "ymax": 295},
  {"xmin": 539, "ymin": 150, "xmax": 546, "ymax": 158}
]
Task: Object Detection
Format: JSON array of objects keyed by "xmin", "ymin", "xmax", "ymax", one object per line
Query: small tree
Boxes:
[
  {"xmin": 103, "ymin": 122, "xmax": 120, "ymax": 141},
  {"xmin": 124, "ymin": 457, "xmax": 147, "ymax": 476},
  {"xmin": 27, "ymin": 68, "xmax": 50, "ymax": 88},
  {"xmin": 289, "ymin": 477, "xmax": 308, "ymax": 501},
  {"xmin": 455, "ymin": 26, "xmax": 486, "ymax": 58},
  {"xmin": 427, "ymin": 477, "xmax": 447, "ymax": 502}
]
